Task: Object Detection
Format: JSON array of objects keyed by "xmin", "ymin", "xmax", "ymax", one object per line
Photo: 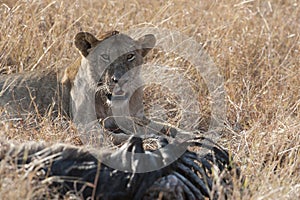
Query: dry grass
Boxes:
[{"xmin": 0, "ymin": 0, "xmax": 299, "ymax": 199}]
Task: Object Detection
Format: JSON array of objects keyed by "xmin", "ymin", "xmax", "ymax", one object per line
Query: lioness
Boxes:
[{"xmin": 0, "ymin": 31, "xmax": 176, "ymax": 139}]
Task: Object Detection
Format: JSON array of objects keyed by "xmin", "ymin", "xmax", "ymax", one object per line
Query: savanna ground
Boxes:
[{"xmin": 0, "ymin": 0, "xmax": 299, "ymax": 199}]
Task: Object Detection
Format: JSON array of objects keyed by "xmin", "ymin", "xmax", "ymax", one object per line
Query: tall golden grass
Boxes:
[{"xmin": 0, "ymin": 0, "xmax": 299, "ymax": 199}]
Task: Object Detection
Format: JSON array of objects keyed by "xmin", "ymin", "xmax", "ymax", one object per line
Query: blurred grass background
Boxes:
[{"xmin": 0, "ymin": 0, "xmax": 299, "ymax": 199}]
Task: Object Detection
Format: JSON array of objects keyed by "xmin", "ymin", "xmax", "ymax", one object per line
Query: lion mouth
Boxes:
[
  {"xmin": 106, "ymin": 89, "xmax": 128, "ymax": 101},
  {"xmin": 112, "ymin": 89, "xmax": 128, "ymax": 100}
]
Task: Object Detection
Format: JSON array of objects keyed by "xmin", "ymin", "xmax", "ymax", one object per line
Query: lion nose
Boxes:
[{"xmin": 111, "ymin": 75, "xmax": 118, "ymax": 83}]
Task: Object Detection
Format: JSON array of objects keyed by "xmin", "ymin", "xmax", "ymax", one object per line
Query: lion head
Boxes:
[{"xmin": 70, "ymin": 31, "xmax": 156, "ymax": 126}]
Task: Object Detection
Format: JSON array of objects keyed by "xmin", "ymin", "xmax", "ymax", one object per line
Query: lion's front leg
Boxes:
[
  {"xmin": 102, "ymin": 116, "xmax": 178, "ymax": 140},
  {"xmin": 137, "ymin": 117, "xmax": 178, "ymax": 138}
]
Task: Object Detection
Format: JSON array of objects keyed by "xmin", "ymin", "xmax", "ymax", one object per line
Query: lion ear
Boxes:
[
  {"xmin": 138, "ymin": 34, "xmax": 156, "ymax": 57},
  {"xmin": 74, "ymin": 32, "xmax": 100, "ymax": 57}
]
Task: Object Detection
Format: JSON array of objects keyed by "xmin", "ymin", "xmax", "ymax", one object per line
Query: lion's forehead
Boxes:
[{"xmin": 92, "ymin": 34, "xmax": 141, "ymax": 58}]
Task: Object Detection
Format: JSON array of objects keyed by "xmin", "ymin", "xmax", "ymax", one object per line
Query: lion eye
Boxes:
[
  {"xmin": 100, "ymin": 54, "xmax": 110, "ymax": 62},
  {"xmin": 127, "ymin": 53, "xmax": 135, "ymax": 62}
]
